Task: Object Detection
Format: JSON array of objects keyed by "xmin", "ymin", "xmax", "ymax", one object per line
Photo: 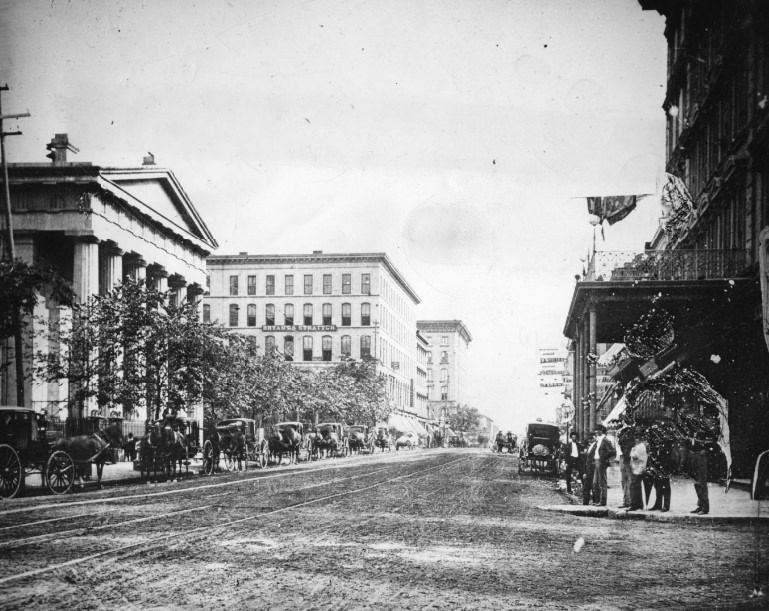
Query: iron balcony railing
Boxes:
[{"xmin": 585, "ymin": 249, "xmax": 749, "ymax": 282}]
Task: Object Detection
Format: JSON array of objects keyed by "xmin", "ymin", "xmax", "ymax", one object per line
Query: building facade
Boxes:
[
  {"xmin": 204, "ymin": 251, "xmax": 422, "ymax": 415},
  {"xmin": 1, "ymin": 134, "xmax": 218, "ymax": 422},
  {"xmin": 416, "ymin": 320, "xmax": 472, "ymax": 426}
]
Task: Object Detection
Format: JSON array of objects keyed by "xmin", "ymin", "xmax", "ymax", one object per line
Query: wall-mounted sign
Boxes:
[{"xmin": 262, "ymin": 325, "xmax": 337, "ymax": 332}]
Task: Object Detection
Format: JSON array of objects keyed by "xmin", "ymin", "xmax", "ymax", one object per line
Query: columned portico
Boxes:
[
  {"xmin": 72, "ymin": 235, "xmax": 100, "ymax": 304},
  {"xmin": 100, "ymin": 241, "xmax": 123, "ymax": 295},
  {"xmin": 147, "ymin": 264, "xmax": 169, "ymax": 294},
  {"xmin": 168, "ymin": 273, "xmax": 187, "ymax": 306},
  {"xmin": 124, "ymin": 253, "xmax": 147, "ymax": 282}
]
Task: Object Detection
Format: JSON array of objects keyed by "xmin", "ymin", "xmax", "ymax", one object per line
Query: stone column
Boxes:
[
  {"xmin": 123, "ymin": 253, "xmax": 147, "ymax": 283},
  {"xmin": 99, "ymin": 241, "xmax": 123, "ymax": 295},
  {"xmin": 147, "ymin": 264, "xmax": 169, "ymax": 295},
  {"xmin": 73, "ymin": 236, "xmax": 100, "ymax": 304},
  {"xmin": 168, "ymin": 274, "xmax": 187, "ymax": 307},
  {"xmin": 588, "ymin": 307, "xmax": 598, "ymax": 432},
  {"xmin": 581, "ymin": 316, "xmax": 590, "ymax": 437}
]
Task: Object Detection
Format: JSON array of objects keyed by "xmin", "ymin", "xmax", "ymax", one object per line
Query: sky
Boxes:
[{"xmin": 0, "ymin": 0, "xmax": 668, "ymax": 433}]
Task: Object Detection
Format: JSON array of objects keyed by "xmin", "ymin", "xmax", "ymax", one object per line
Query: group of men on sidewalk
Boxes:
[{"xmin": 563, "ymin": 424, "xmax": 616, "ymax": 506}]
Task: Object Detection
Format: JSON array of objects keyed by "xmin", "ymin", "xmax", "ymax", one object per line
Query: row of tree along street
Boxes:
[{"xmin": 2, "ymin": 259, "xmax": 483, "ymax": 435}]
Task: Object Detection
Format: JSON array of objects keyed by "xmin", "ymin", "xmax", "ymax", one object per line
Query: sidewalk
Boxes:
[{"xmin": 540, "ymin": 463, "xmax": 769, "ymax": 523}]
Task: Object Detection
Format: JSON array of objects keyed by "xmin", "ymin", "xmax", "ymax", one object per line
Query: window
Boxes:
[
  {"xmin": 285, "ymin": 275, "xmax": 294, "ymax": 295},
  {"xmin": 441, "ymin": 351, "xmax": 448, "ymax": 363},
  {"xmin": 361, "ymin": 302, "xmax": 371, "ymax": 326},
  {"xmin": 322, "ymin": 303, "xmax": 332, "ymax": 325},
  {"xmin": 284, "ymin": 336, "xmax": 294, "ymax": 361},
  {"xmin": 342, "ymin": 274, "xmax": 351, "ymax": 294},
  {"xmin": 341, "ymin": 335, "xmax": 351, "ymax": 356},
  {"xmin": 247, "ymin": 275, "xmax": 256, "ymax": 295},
  {"xmin": 342, "ymin": 303, "xmax": 351, "ymax": 326},
  {"xmin": 441, "ymin": 386, "xmax": 448, "ymax": 400},
  {"xmin": 303, "ymin": 303, "xmax": 313, "ymax": 325},
  {"xmin": 440, "ymin": 368, "xmax": 448, "ymax": 382},
  {"xmin": 206, "ymin": 275, "xmax": 210, "ymax": 289},
  {"xmin": 247, "ymin": 304, "xmax": 257, "ymax": 327},
  {"xmin": 441, "ymin": 336, "xmax": 449, "ymax": 346},
  {"xmin": 284, "ymin": 304, "xmax": 294, "ymax": 326},
  {"xmin": 361, "ymin": 273, "xmax": 370, "ymax": 295},
  {"xmin": 426, "ymin": 369, "xmax": 433, "ymax": 382},
  {"xmin": 322, "ymin": 335, "xmax": 332, "ymax": 361},
  {"xmin": 229, "ymin": 275, "xmax": 239, "ymax": 296},
  {"xmin": 265, "ymin": 335, "xmax": 275, "ymax": 355},
  {"xmin": 266, "ymin": 275, "xmax": 275, "ymax": 295},
  {"xmin": 323, "ymin": 274, "xmax": 332, "ymax": 294},
  {"xmin": 360, "ymin": 335, "xmax": 371, "ymax": 358},
  {"xmin": 265, "ymin": 303, "xmax": 275, "ymax": 326},
  {"xmin": 202, "ymin": 304, "xmax": 211, "ymax": 323},
  {"xmin": 229, "ymin": 304, "xmax": 239, "ymax": 327},
  {"xmin": 304, "ymin": 274, "xmax": 313, "ymax": 295},
  {"xmin": 303, "ymin": 336, "xmax": 313, "ymax": 361},
  {"xmin": 427, "ymin": 352, "xmax": 433, "ymax": 364}
]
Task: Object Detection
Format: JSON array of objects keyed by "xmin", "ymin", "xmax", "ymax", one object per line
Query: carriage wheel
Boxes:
[
  {"xmin": 202, "ymin": 440, "xmax": 215, "ymax": 476},
  {"xmin": 45, "ymin": 451, "xmax": 75, "ymax": 495},
  {"xmin": 0, "ymin": 444, "xmax": 23, "ymax": 499}
]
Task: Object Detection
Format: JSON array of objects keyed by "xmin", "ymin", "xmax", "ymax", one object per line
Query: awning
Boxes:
[
  {"xmin": 388, "ymin": 413, "xmax": 426, "ymax": 437},
  {"xmin": 602, "ymin": 396, "xmax": 627, "ymax": 427}
]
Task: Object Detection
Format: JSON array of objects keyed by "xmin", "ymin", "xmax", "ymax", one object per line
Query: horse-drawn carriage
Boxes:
[
  {"xmin": 518, "ymin": 422, "xmax": 562, "ymax": 476},
  {"xmin": 203, "ymin": 418, "xmax": 268, "ymax": 474},
  {"xmin": 395, "ymin": 432, "xmax": 418, "ymax": 451},
  {"xmin": 494, "ymin": 431, "xmax": 518, "ymax": 454},
  {"xmin": 373, "ymin": 426, "xmax": 392, "ymax": 452},
  {"xmin": 268, "ymin": 421, "xmax": 308, "ymax": 465},
  {"xmin": 311, "ymin": 422, "xmax": 348, "ymax": 459},
  {"xmin": 347, "ymin": 424, "xmax": 373, "ymax": 454},
  {"xmin": 138, "ymin": 414, "xmax": 201, "ymax": 480},
  {"xmin": 448, "ymin": 434, "xmax": 468, "ymax": 448},
  {"xmin": 0, "ymin": 406, "xmax": 124, "ymax": 498}
]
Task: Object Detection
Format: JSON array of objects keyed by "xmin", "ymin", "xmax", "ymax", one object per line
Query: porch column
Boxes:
[
  {"xmin": 588, "ymin": 307, "xmax": 598, "ymax": 432},
  {"xmin": 124, "ymin": 253, "xmax": 147, "ymax": 282},
  {"xmin": 147, "ymin": 264, "xmax": 169, "ymax": 295},
  {"xmin": 581, "ymin": 315, "xmax": 590, "ymax": 437},
  {"xmin": 73, "ymin": 236, "xmax": 100, "ymax": 304},
  {"xmin": 574, "ymin": 330, "xmax": 583, "ymax": 439},
  {"xmin": 99, "ymin": 241, "xmax": 123, "ymax": 295},
  {"xmin": 168, "ymin": 273, "xmax": 187, "ymax": 307}
]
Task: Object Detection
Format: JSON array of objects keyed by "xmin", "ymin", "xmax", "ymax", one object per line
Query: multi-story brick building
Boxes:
[{"xmin": 204, "ymin": 251, "xmax": 422, "ymax": 416}]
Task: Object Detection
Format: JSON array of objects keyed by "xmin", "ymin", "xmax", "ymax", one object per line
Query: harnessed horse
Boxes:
[{"xmin": 53, "ymin": 423, "xmax": 124, "ymax": 489}]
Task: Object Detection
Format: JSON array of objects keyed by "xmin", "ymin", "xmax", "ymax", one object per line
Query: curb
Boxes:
[{"xmin": 538, "ymin": 504, "xmax": 769, "ymax": 524}]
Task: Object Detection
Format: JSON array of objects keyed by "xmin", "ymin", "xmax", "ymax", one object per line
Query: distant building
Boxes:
[
  {"xmin": 204, "ymin": 251, "xmax": 423, "ymax": 418},
  {"xmin": 0, "ymin": 134, "xmax": 218, "ymax": 422},
  {"xmin": 537, "ymin": 347, "xmax": 567, "ymax": 423},
  {"xmin": 417, "ymin": 320, "xmax": 472, "ymax": 428}
]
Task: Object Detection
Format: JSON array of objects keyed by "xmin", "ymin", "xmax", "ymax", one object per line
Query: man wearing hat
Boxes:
[{"xmin": 590, "ymin": 424, "xmax": 616, "ymax": 506}]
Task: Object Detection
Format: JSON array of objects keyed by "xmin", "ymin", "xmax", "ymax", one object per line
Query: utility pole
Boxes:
[{"xmin": 0, "ymin": 85, "xmax": 31, "ymax": 260}]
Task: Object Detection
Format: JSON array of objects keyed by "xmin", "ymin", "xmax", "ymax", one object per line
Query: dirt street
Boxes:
[{"xmin": 0, "ymin": 449, "xmax": 766, "ymax": 610}]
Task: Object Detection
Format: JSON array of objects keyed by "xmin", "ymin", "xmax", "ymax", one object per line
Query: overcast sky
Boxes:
[{"xmin": 1, "ymin": 0, "xmax": 667, "ymax": 432}]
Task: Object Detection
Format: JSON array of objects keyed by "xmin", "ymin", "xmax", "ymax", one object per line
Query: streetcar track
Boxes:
[{"xmin": 0, "ymin": 455, "xmax": 468, "ymax": 585}]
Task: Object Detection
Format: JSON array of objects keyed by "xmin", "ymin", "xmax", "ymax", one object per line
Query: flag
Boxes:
[
  {"xmin": 660, "ymin": 173, "xmax": 694, "ymax": 243},
  {"xmin": 586, "ymin": 195, "xmax": 638, "ymax": 225}
]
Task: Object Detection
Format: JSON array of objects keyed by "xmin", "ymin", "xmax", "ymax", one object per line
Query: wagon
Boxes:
[
  {"xmin": 0, "ymin": 406, "xmax": 75, "ymax": 498},
  {"xmin": 494, "ymin": 432, "xmax": 518, "ymax": 454},
  {"xmin": 347, "ymin": 424, "xmax": 373, "ymax": 454},
  {"xmin": 312, "ymin": 422, "xmax": 348, "ymax": 459},
  {"xmin": 271, "ymin": 421, "xmax": 310, "ymax": 464},
  {"xmin": 373, "ymin": 426, "xmax": 392, "ymax": 452},
  {"xmin": 206, "ymin": 418, "xmax": 267, "ymax": 473},
  {"xmin": 518, "ymin": 422, "xmax": 562, "ymax": 476}
]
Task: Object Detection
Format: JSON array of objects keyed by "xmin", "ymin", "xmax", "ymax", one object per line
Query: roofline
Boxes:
[
  {"xmin": 207, "ymin": 251, "xmax": 421, "ymax": 304},
  {"xmin": 416, "ymin": 319, "xmax": 473, "ymax": 343}
]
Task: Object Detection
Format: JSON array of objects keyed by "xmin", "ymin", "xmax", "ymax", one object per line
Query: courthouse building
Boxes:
[
  {"xmin": 1, "ymin": 134, "xmax": 218, "ymax": 420},
  {"xmin": 204, "ymin": 251, "xmax": 422, "ymax": 415}
]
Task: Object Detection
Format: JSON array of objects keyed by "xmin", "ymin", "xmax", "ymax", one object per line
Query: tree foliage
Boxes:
[{"xmin": 448, "ymin": 403, "xmax": 481, "ymax": 433}]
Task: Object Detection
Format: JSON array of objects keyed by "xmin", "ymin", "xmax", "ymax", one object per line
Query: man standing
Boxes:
[
  {"xmin": 689, "ymin": 431, "xmax": 711, "ymax": 514},
  {"xmin": 563, "ymin": 432, "xmax": 582, "ymax": 494},
  {"xmin": 582, "ymin": 432, "xmax": 597, "ymax": 506},
  {"xmin": 590, "ymin": 424, "xmax": 616, "ymax": 506},
  {"xmin": 617, "ymin": 427, "xmax": 634, "ymax": 509}
]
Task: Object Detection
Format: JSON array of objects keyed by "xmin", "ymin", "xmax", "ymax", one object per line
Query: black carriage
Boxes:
[
  {"xmin": 518, "ymin": 422, "xmax": 562, "ymax": 476},
  {"xmin": 0, "ymin": 406, "xmax": 75, "ymax": 498},
  {"xmin": 270, "ymin": 421, "xmax": 309, "ymax": 464},
  {"xmin": 494, "ymin": 432, "xmax": 518, "ymax": 454},
  {"xmin": 312, "ymin": 422, "xmax": 348, "ymax": 459},
  {"xmin": 448, "ymin": 434, "xmax": 468, "ymax": 448},
  {"xmin": 205, "ymin": 418, "xmax": 267, "ymax": 474},
  {"xmin": 373, "ymin": 426, "xmax": 392, "ymax": 452},
  {"xmin": 139, "ymin": 414, "xmax": 201, "ymax": 480},
  {"xmin": 347, "ymin": 424, "xmax": 372, "ymax": 454}
]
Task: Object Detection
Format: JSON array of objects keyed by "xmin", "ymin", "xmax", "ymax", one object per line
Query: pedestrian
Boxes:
[
  {"xmin": 590, "ymin": 424, "xmax": 616, "ymax": 506},
  {"xmin": 627, "ymin": 432, "xmax": 648, "ymax": 511},
  {"xmin": 563, "ymin": 432, "xmax": 582, "ymax": 494},
  {"xmin": 124, "ymin": 433, "xmax": 137, "ymax": 462},
  {"xmin": 582, "ymin": 432, "xmax": 597, "ymax": 506},
  {"xmin": 689, "ymin": 431, "xmax": 711, "ymax": 515},
  {"xmin": 643, "ymin": 438, "xmax": 673, "ymax": 512},
  {"xmin": 617, "ymin": 426, "xmax": 634, "ymax": 509}
]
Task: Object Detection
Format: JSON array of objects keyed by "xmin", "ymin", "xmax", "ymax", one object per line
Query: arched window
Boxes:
[
  {"xmin": 361, "ymin": 302, "xmax": 371, "ymax": 326},
  {"xmin": 247, "ymin": 304, "xmax": 257, "ymax": 326},
  {"xmin": 341, "ymin": 335, "xmax": 351, "ymax": 357},
  {"xmin": 284, "ymin": 303, "xmax": 294, "ymax": 326},
  {"xmin": 360, "ymin": 335, "xmax": 371, "ymax": 358},
  {"xmin": 284, "ymin": 336, "xmax": 294, "ymax": 361},
  {"xmin": 303, "ymin": 336, "xmax": 313, "ymax": 361},
  {"xmin": 322, "ymin": 303, "xmax": 332, "ymax": 325},
  {"xmin": 229, "ymin": 304, "xmax": 239, "ymax": 327},
  {"xmin": 303, "ymin": 303, "xmax": 313, "ymax": 325},
  {"xmin": 322, "ymin": 335, "xmax": 332, "ymax": 361},
  {"xmin": 265, "ymin": 335, "xmax": 275, "ymax": 355},
  {"xmin": 342, "ymin": 303, "xmax": 351, "ymax": 326},
  {"xmin": 265, "ymin": 303, "xmax": 275, "ymax": 326}
]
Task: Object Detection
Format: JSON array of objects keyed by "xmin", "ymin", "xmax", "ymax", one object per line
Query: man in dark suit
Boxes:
[
  {"xmin": 590, "ymin": 424, "xmax": 616, "ymax": 506},
  {"xmin": 563, "ymin": 432, "xmax": 582, "ymax": 494},
  {"xmin": 582, "ymin": 432, "xmax": 597, "ymax": 505}
]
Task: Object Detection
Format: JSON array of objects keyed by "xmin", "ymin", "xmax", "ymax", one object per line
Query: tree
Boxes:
[
  {"xmin": 448, "ymin": 403, "xmax": 481, "ymax": 433},
  {"xmin": 0, "ymin": 258, "xmax": 72, "ymax": 406}
]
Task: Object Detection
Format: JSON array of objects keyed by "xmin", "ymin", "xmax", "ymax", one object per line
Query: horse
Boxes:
[
  {"xmin": 375, "ymin": 430, "xmax": 390, "ymax": 452},
  {"xmin": 280, "ymin": 425, "xmax": 302, "ymax": 464},
  {"xmin": 316, "ymin": 426, "xmax": 339, "ymax": 458},
  {"xmin": 219, "ymin": 424, "xmax": 247, "ymax": 471},
  {"xmin": 267, "ymin": 429, "xmax": 292, "ymax": 466},
  {"xmin": 53, "ymin": 423, "xmax": 124, "ymax": 489},
  {"xmin": 348, "ymin": 428, "xmax": 367, "ymax": 455}
]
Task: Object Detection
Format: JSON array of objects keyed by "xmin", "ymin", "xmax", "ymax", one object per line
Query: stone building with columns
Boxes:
[{"xmin": 1, "ymin": 134, "xmax": 218, "ymax": 421}]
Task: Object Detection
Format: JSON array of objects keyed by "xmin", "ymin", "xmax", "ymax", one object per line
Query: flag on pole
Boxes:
[{"xmin": 586, "ymin": 195, "xmax": 638, "ymax": 239}]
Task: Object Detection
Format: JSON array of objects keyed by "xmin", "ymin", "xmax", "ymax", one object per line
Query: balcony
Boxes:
[{"xmin": 585, "ymin": 250, "xmax": 748, "ymax": 282}]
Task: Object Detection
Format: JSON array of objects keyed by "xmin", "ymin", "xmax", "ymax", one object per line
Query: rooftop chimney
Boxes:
[
  {"xmin": 45, "ymin": 134, "xmax": 79, "ymax": 165},
  {"xmin": 143, "ymin": 152, "xmax": 155, "ymax": 165}
]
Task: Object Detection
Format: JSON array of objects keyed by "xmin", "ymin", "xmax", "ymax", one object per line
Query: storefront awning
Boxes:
[
  {"xmin": 602, "ymin": 396, "xmax": 627, "ymax": 427},
  {"xmin": 388, "ymin": 413, "xmax": 427, "ymax": 437}
]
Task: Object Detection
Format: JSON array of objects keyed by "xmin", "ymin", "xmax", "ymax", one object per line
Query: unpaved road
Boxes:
[{"xmin": 0, "ymin": 449, "xmax": 767, "ymax": 610}]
